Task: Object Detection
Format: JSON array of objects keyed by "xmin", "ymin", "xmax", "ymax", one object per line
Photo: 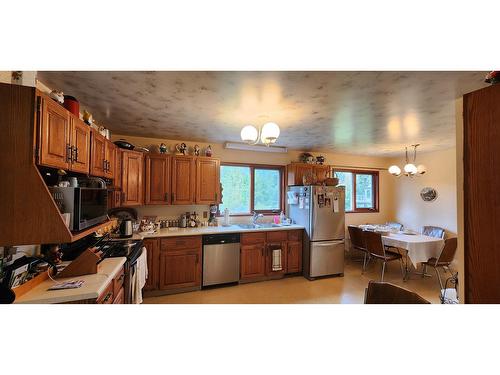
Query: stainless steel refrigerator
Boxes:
[{"xmin": 287, "ymin": 185, "xmax": 345, "ymax": 279}]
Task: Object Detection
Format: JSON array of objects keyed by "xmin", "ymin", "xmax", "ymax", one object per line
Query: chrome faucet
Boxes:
[{"xmin": 251, "ymin": 212, "xmax": 264, "ymax": 225}]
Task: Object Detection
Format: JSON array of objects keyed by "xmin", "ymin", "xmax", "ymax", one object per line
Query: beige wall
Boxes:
[
  {"xmin": 112, "ymin": 134, "xmax": 396, "ymax": 226},
  {"xmin": 391, "ymin": 147, "xmax": 457, "ymax": 236},
  {"xmin": 455, "ymin": 98, "xmax": 464, "ymax": 302}
]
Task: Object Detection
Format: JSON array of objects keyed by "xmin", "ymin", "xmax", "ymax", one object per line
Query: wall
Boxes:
[
  {"xmin": 112, "ymin": 134, "xmax": 396, "ymax": 226},
  {"xmin": 391, "ymin": 147, "xmax": 457, "ymax": 236},
  {"xmin": 455, "ymin": 98, "xmax": 464, "ymax": 302}
]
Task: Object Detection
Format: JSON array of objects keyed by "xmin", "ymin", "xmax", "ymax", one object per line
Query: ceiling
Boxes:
[{"xmin": 37, "ymin": 71, "xmax": 487, "ymax": 156}]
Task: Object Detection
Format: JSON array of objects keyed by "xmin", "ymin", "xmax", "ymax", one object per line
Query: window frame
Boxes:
[
  {"xmin": 219, "ymin": 162, "xmax": 285, "ymax": 216},
  {"xmin": 332, "ymin": 168, "xmax": 380, "ymax": 213}
]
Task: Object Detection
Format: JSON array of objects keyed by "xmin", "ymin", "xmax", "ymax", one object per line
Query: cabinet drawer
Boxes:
[
  {"xmin": 97, "ymin": 282, "xmax": 114, "ymax": 304},
  {"xmin": 288, "ymin": 230, "xmax": 303, "ymax": 242},
  {"xmin": 113, "ymin": 267, "xmax": 125, "ymax": 297},
  {"xmin": 266, "ymin": 230, "xmax": 287, "ymax": 242},
  {"xmin": 241, "ymin": 232, "xmax": 266, "ymax": 244},
  {"xmin": 113, "ymin": 287, "xmax": 124, "ymax": 304},
  {"xmin": 161, "ymin": 236, "xmax": 202, "ymax": 251}
]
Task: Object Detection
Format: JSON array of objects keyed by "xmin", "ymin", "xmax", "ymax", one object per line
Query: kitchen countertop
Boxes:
[
  {"xmin": 128, "ymin": 224, "xmax": 305, "ymax": 240},
  {"xmin": 14, "ymin": 257, "xmax": 126, "ymax": 304}
]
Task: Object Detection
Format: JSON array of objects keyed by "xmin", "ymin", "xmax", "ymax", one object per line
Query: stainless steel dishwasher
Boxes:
[{"xmin": 202, "ymin": 233, "xmax": 240, "ymax": 287}]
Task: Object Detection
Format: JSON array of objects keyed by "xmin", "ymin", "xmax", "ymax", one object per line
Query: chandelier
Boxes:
[
  {"xmin": 388, "ymin": 144, "xmax": 426, "ymax": 177},
  {"xmin": 240, "ymin": 122, "xmax": 280, "ymax": 146}
]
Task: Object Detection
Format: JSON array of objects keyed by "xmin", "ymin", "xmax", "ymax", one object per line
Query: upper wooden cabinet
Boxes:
[
  {"xmin": 104, "ymin": 140, "xmax": 115, "ymax": 179},
  {"xmin": 37, "ymin": 94, "xmax": 92, "ymax": 174},
  {"xmin": 145, "ymin": 154, "xmax": 171, "ymax": 205},
  {"xmin": 121, "ymin": 150, "xmax": 144, "ymax": 206},
  {"xmin": 171, "ymin": 155, "xmax": 196, "ymax": 205},
  {"xmin": 90, "ymin": 129, "xmax": 106, "ymax": 177},
  {"xmin": 114, "ymin": 148, "xmax": 122, "ymax": 189},
  {"xmin": 38, "ymin": 94, "xmax": 71, "ymax": 170},
  {"xmin": 196, "ymin": 157, "xmax": 220, "ymax": 204},
  {"xmin": 287, "ymin": 162, "xmax": 331, "ymax": 186},
  {"xmin": 69, "ymin": 115, "xmax": 90, "ymax": 174}
]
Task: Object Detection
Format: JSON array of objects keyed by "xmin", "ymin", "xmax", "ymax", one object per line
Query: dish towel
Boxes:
[
  {"xmin": 272, "ymin": 248, "xmax": 282, "ymax": 271},
  {"xmin": 131, "ymin": 247, "xmax": 148, "ymax": 304}
]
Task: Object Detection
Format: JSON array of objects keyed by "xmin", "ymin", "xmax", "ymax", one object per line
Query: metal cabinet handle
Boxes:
[
  {"xmin": 121, "ymin": 192, "xmax": 126, "ymax": 203},
  {"xmin": 165, "ymin": 192, "xmax": 169, "ymax": 202},
  {"xmin": 102, "ymin": 292, "xmax": 112, "ymax": 303},
  {"xmin": 73, "ymin": 146, "xmax": 78, "ymax": 162},
  {"xmin": 66, "ymin": 144, "xmax": 73, "ymax": 163}
]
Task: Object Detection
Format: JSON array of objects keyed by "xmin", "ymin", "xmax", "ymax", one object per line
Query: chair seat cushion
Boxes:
[{"xmin": 423, "ymin": 257, "xmax": 449, "ymax": 266}]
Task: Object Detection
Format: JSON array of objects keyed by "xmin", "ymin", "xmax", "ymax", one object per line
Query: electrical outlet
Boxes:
[{"xmin": 203, "ymin": 211, "xmax": 208, "ymax": 218}]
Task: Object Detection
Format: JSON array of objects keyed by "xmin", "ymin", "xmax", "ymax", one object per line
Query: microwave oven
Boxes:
[{"xmin": 49, "ymin": 186, "xmax": 108, "ymax": 231}]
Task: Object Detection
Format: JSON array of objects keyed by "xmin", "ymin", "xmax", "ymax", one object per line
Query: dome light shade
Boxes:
[
  {"xmin": 260, "ymin": 122, "xmax": 280, "ymax": 145},
  {"xmin": 240, "ymin": 125, "xmax": 259, "ymax": 143},
  {"xmin": 417, "ymin": 164, "xmax": 427, "ymax": 174},
  {"xmin": 388, "ymin": 165, "xmax": 401, "ymax": 176},
  {"xmin": 404, "ymin": 163, "xmax": 418, "ymax": 175}
]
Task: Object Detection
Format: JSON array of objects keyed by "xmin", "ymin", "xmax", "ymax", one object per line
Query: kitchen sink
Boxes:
[{"xmin": 237, "ymin": 223, "xmax": 281, "ymax": 229}]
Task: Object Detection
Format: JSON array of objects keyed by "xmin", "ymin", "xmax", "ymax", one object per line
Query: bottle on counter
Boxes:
[{"xmin": 180, "ymin": 214, "xmax": 187, "ymax": 228}]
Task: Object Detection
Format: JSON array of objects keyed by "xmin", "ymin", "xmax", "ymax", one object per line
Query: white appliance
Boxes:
[{"xmin": 287, "ymin": 185, "xmax": 345, "ymax": 279}]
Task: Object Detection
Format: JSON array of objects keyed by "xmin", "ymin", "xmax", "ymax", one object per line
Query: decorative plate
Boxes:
[{"xmin": 420, "ymin": 187, "xmax": 437, "ymax": 202}]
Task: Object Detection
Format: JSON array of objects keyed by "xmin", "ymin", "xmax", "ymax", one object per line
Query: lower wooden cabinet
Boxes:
[
  {"xmin": 143, "ymin": 238, "xmax": 160, "ymax": 291},
  {"xmin": 158, "ymin": 237, "xmax": 202, "ymax": 291},
  {"xmin": 240, "ymin": 243, "xmax": 266, "ymax": 280},
  {"xmin": 286, "ymin": 241, "xmax": 302, "ymax": 273}
]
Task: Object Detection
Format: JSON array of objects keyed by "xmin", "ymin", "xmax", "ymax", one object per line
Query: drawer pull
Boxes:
[{"xmin": 102, "ymin": 292, "xmax": 112, "ymax": 303}]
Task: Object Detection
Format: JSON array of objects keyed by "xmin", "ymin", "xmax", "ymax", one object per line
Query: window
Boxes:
[
  {"xmin": 334, "ymin": 169, "xmax": 379, "ymax": 213},
  {"xmin": 219, "ymin": 163, "xmax": 283, "ymax": 215}
]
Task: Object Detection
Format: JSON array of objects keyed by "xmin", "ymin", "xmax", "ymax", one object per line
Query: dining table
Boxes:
[{"xmin": 381, "ymin": 232, "xmax": 445, "ymax": 279}]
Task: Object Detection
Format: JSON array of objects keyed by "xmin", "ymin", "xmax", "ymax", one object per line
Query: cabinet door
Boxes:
[
  {"xmin": 114, "ymin": 148, "xmax": 122, "ymax": 188},
  {"xmin": 196, "ymin": 157, "xmax": 220, "ymax": 204},
  {"xmin": 159, "ymin": 248, "xmax": 201, "ymax": 290},
  {"xmin": 240, "ymin": 243, "xmax": 266, "ymax": 280},
  {"xmin": 104, "ymin": 140, "xmax": 116, "ymax": 179},
  {"xmin": 69, "ymin": 115, "xmax": 90, "ymax": 174},
  {"xmin": 315, "ymin": 165, "xmax": 331, "ymax": 183},
  {"xmin": 90, "ymin": 130, "xmax": 106, "ymax": 177},
  {"xmin": 143, "ymin": 239, "xmax": 160, "ymax": 291},
  {"xmin": 145, "ymin": 155, "xmax": 171, "ymax": 205},
  {"xmin": 121, "ymin": 150, "xmax": 144, "ymax": 206},
  {"xmin": 286, "ymin": 241, "xmax": 302, "ymax": 273},
  {"xmin": 288, "ymin": 163, "xmax": 314, "ymax": 186},
  {"xmin": 38, "ymin": 95, "xmax": 70, "ymax": 170},
  {"xmin": 171, "ymin": 156, "xmax": 195, "ymax": 204}
]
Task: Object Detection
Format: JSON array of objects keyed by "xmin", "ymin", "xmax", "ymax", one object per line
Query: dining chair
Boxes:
[
  {"xmin": 386, "ymin": 222, "xmax": 404, "ymax": 231},
  {"xmin": 421, "ymin": 237, "xmax": 458, "ymax": 290},
  {"xmin": 348, "ymin": 225, "xmax": 369, "ymax": 273},
  {"xmin": 363, "ymin": 230, "xmax": 405, "ymax": 281},
  {"xmin": 364, "ymin": 281, "xmax": 430, "ymax": 304},
  {"xmin": 422, "ymin": 226, "xmax": 445, "ymax": 239}
]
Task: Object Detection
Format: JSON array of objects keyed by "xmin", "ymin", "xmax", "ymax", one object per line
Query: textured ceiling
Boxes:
[{"xmin": 37, "ymin": 71, "xmax": 487, "ymax": 156}]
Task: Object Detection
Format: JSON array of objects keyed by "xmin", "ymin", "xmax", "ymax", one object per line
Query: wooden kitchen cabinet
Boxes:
[
  {"xmin": 159, "ymin": 236, "xmax": 202, "ymax": 290},
  {"xmin": 195, "ymin": 157, "xmax": 220, "ymax": 204},
  {"xmin": 286, "ymin": 241, "xmax": 302, "ymax": 274},
  {"xmin": 37, "ymin": 94, "xmax": 71, "ymax": 170},
  {"xmin": 104, "ymin": 140, "xmax": 116, "ymax": 179},
  {"xmin": 171, "ymin": 155, "xmax": 195, "ymax": 205},
  {"xmin": 114, "ymin": 148, "xmax": 122, "ymax": 189},
  {"xmin": 143, "ymin": 238, "xmax": 160, "ymax": 291},
  {"xmin": 240, "ymin": 233, "xmax": 267, "ymax": 281},
  {"xmin": 90, "ymin": 129, "xmax": 106, "ymax": 177},
  {"xmin": 121, "ymin": 150, "xmax": 144, "ymax": 206},
  {"xmin": 69, "ymin": 115, "xmax": 90, "ymax": 174},
  {"xmin": 145, "ymin": 154, "xmax": 171, "ymax": 205},
  {"xmin": 287, "ymin": 162, "xmax": 331, "ymax": 186}
]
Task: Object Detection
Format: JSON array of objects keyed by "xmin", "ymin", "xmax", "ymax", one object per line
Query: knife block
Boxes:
[{"xmin": 56, "ymin": 248, "xmax": 100, "ymax": 278}]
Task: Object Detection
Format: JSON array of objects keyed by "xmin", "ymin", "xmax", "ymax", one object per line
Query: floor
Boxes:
[{"xmin": 144, "ymin": 253, "xmax": 451, "ymax": 304}]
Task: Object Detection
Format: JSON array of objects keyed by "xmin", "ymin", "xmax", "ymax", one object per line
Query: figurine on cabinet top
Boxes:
[
  {"xmin": 194, "ymin": 144, "xmax": 201, "ymax": 156},
  {"xmin": 159, "ymin": 143, "xmax": 168, "ymax": 154},
  {"xmin": 205, "ymin": 145, "xmax": 213, "ymax": 157},
  {"xmin": 175, "ymin": 143, "xmax": 187, "ymax": 155}
]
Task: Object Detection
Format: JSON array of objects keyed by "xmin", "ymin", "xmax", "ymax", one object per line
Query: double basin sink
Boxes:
[{"xmin": 236, "ymin": 223, "xmax": 284, "ymax": 229}]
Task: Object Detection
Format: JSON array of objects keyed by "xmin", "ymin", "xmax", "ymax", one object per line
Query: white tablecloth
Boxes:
[{"xmin": 382, "ymin": 233, "xmax": 444, "ymax": 267}]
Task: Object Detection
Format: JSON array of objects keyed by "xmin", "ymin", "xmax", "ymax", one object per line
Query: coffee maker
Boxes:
[{"xmin": 208, "ymin": 204, "xmax": 218, "ymax": 225}]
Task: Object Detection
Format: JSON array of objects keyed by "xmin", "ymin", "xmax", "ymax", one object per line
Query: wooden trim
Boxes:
[
  {"xmin": 220, "ymin": 162, "xmax": 285, "ymax": 216},
  {"xmin": 332, "ymin": 168, "xmax": 380, "ymax": 213}
]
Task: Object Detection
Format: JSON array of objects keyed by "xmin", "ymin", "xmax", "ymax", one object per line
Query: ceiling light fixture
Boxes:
[
  {"xmin": 240, "ymin": 122, "xmax": 280, "ymax": 146},
  {"xmin": 388, "ymin": 144, "xmax": 426, "ymax": 177},
  {"xmin": 224, "ymin": 142, "xmax": 288, "ymax": 153}
]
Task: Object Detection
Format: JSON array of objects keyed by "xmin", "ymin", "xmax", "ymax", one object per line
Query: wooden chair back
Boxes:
[
  {"xmin": 364, "ymin": 281, "xmax": 431, "ymax": 304},
  {"xmin": 363, "ymin": 230, "xmax": 386, "ymax": 258},
  {"xmin": 348, "ymin": 225, "xmax": 366, "ymax": 251},
  {"xmin": 386, "ymin": 222, "xmax": 403, "ymax": 231},
  {"xmin": 437, "ymin": 237, "xmax": 458, "ymax": 265},
  {"xmin": 422, "ymin": 226, "xmax": 445, "ymax": 239}
]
